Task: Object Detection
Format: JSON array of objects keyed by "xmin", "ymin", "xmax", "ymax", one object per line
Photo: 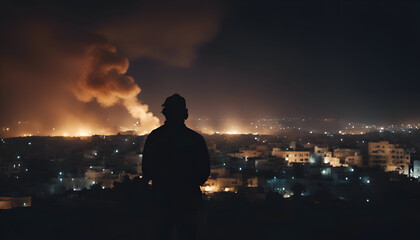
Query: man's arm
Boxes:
[
  {"xmin": 196, "ymin": 135, "xmax": 210, "ymax": 186},
  {"xmin": 142, "ymin": 133, "xmax": 153, "ymax": 181}
]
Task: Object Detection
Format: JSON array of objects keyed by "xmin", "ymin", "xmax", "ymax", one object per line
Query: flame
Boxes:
[{"xmin": 225, "ymin": 130, "xmax": 241, "ymax": 135}]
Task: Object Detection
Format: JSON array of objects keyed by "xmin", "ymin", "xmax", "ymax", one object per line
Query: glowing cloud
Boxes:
[{"xmin": 0, "ymin": 1, "xmax": 221, "ymax": 137}]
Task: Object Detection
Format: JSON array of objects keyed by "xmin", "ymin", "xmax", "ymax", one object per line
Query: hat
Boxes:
[{"xmin": 162, "ymin": 94, "xmax": 186, "ymax": 109}]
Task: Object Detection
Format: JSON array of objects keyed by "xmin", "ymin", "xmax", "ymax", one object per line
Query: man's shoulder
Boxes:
[
  {"xmin": 147, "ymin": 125, "xmax": 165, "ymax": 137},
  {"xmin": 185, "ymin": 127, "xmax": 205, "ymax": 140},
  {"xmin": 147, "ymin": 125, "xmax": 204, "ymax": 141}
]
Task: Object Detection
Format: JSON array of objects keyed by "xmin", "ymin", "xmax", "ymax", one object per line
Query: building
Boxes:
[
  {"xmin": 0, "ymin": 158, "xmax": 23, "ymax": 177},
  {"xmin": 0, "ymin": 196, "xmax": 31, "ymax": 209},
  {"xmin": 312, "ymin": 146, "xmax": 330, "ymax": 165},
  {"xmin": 413, "ymin": 160, "xmax": 420, "ymax": 178},
  {"xmin": 314, "ymin": 146, "xmax": 329, "ymax": 157},
  {"xmin": 202, "ymin": 175, "xmax": 243, "ymax": 193},
  {"xmin": 272, "ymin": 148, "xmax": 310, "ymax": 166},
  {"xmin": 344, "ymin": 155, "xmax": 363, "ymax": 167},
  {"xmin": 54, "ymin": 177, "xmax": 95, "ymax": 192},
  {"xmin": 334, "ymin": 148, "xmax": 363, "ymax": 167},
  {"xmin": 324, "ymin": 156, "xmax": 343, "ymax": 167},
  {"xmin": 85, "ymin": 166, "xmax": 118, "ymax": 188},
  {"xmin": 255, "ymin": 158, "xmax": 284, "ymax": 171},
  {"xmin": 246, "ymin": 176, "xmax": 262, "ymax": 188},
  {"xmin": 228, "ymin": 149, "xmax": 262, "ymax": 159},
  {"xmin": 368, "ymin": 141, "xmax": 410, "ymax": 175},
  {"xmin": 123, "ymin": 151, "xmax": 143, "ymax": 174},
  {"xmin": 210, "ymin": 168, "xmax": 230, "ymax": 177}
]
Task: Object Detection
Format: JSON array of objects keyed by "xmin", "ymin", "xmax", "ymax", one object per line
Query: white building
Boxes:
[
  {"xmin": 272, "ymin": 148, "xmax": 310, "ymax": 166},
  {"xmin": 333, "ymin": 148, "xmax": 363, "ymax": 167},
  {"xmin": 324, "ymin": 156, "xmax": 343, "ymax": 167},
  {"xmin": 368, "ymin": 141, "xmax": 410, "ymax": 175}
]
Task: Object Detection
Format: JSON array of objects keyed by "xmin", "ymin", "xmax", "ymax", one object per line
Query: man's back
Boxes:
[{"xmin": 142, "ymin": 123, "xmax": 210, "ymax": 190}]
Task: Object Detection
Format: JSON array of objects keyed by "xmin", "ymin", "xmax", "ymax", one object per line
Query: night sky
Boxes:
[
  {"xmin": 1, "ymin": 0, "xmax": 420, "ymax": 136},
  {"xmin": 134, "ymin": 0, "xmax": 420, "ymax": 122}
]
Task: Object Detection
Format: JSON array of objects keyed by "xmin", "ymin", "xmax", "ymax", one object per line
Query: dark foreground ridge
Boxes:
[{"xmin": 1, "ymin": 177, "xmax": 419, "ymax": 240}]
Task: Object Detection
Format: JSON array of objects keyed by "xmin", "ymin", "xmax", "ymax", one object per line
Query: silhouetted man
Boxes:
[{"xmin": 142, "ymin": 94, "xmax": 210, "ymax": 240}]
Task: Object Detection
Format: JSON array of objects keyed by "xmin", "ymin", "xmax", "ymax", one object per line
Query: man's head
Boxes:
[{"xmin": 162, "ymin": 94, "xmax": 188, "ymax": 123}]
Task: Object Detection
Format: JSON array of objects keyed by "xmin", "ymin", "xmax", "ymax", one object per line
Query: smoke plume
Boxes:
[
  {"xmin": 0, "ymin": 1, "xmax": 221, "ymax": 137},
  {"xmin": 98, "ymin": 1, "xmax": 220, "ymax": 67},
  {"xmin": 71, "ymin": 42, "xmax": 159, "ymax": 134}
]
